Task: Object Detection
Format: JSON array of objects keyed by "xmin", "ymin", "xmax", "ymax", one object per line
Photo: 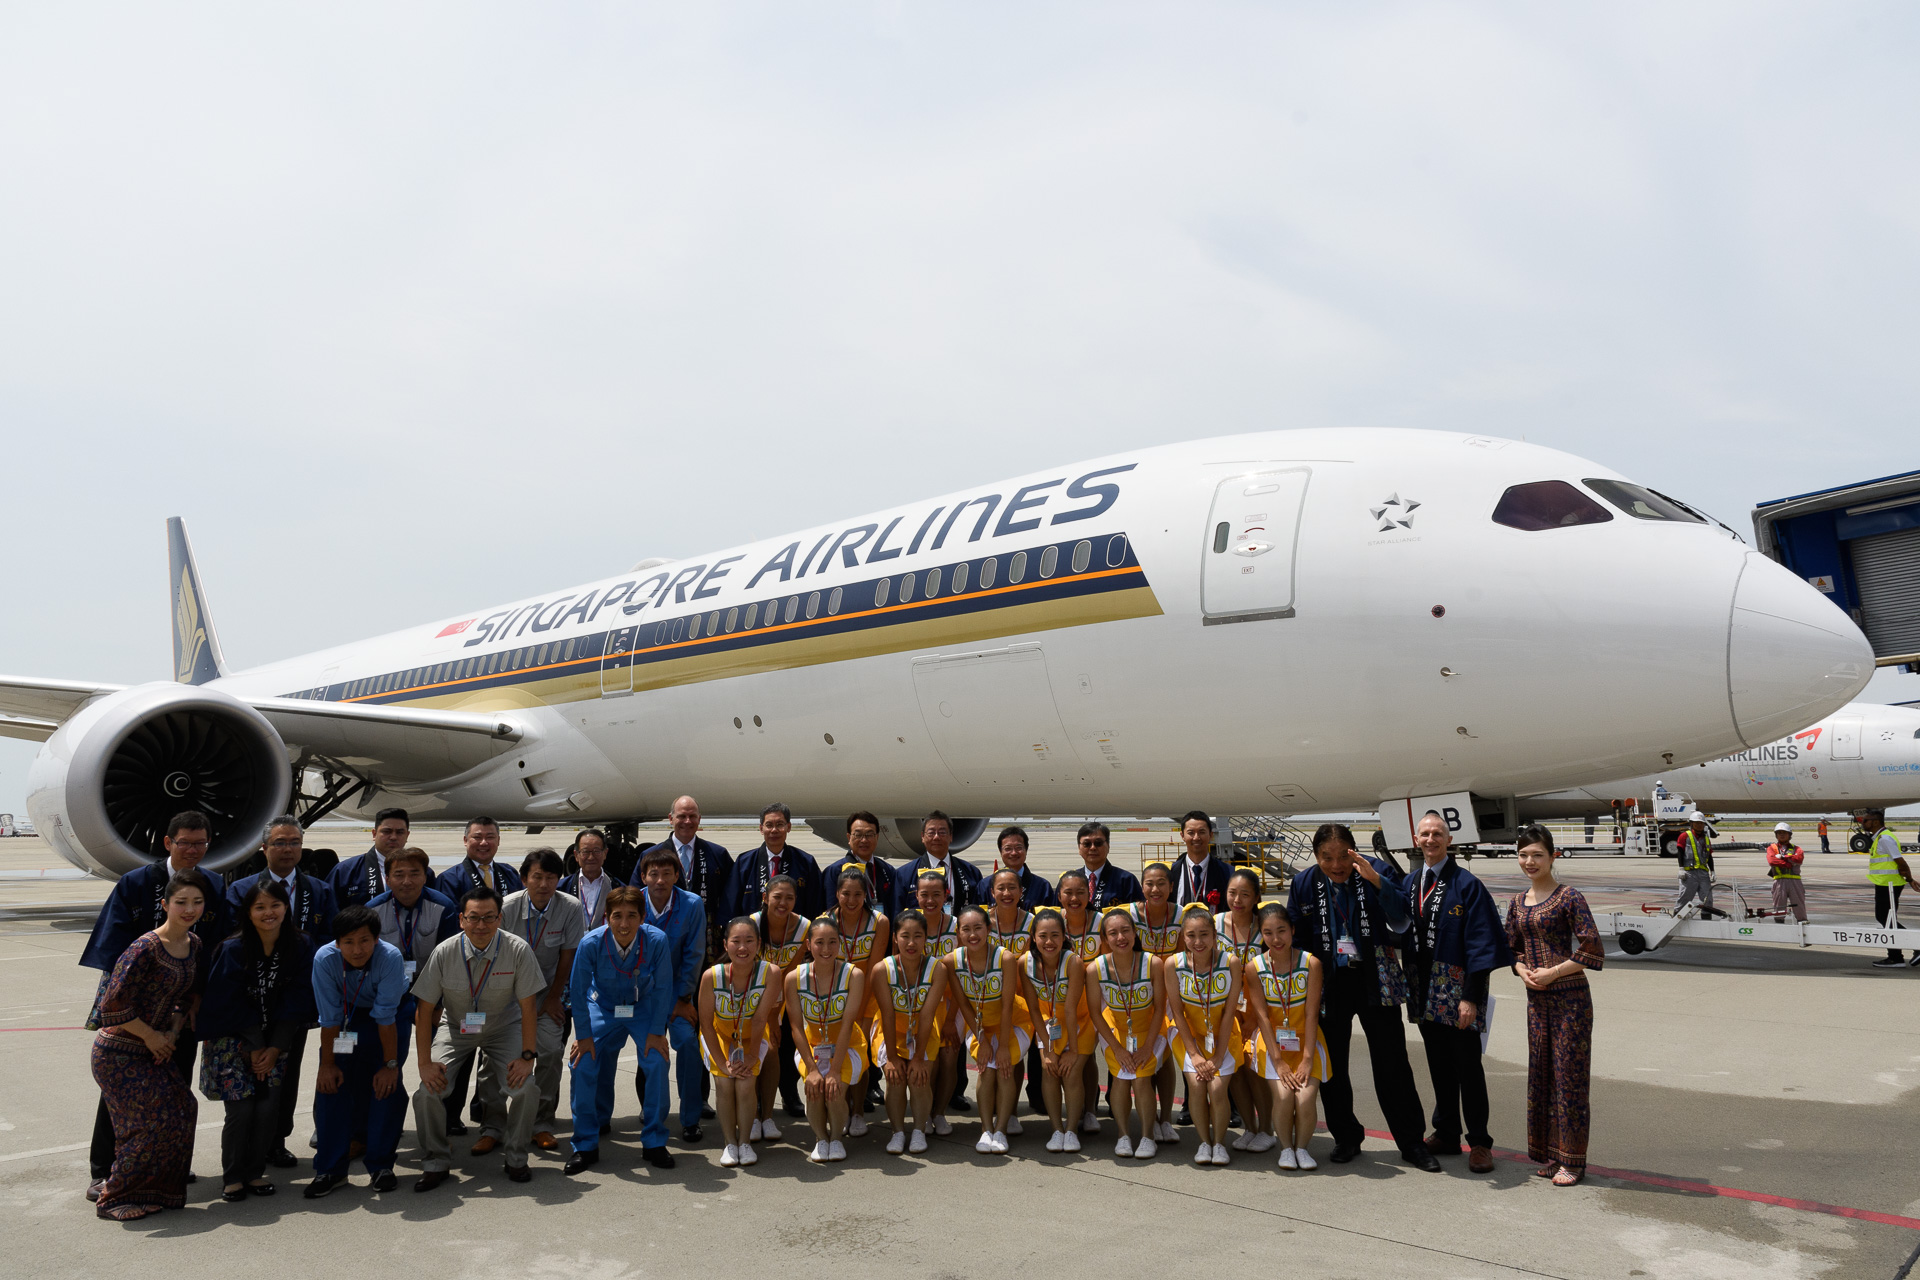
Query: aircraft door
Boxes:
[
  {"xmin": 1202, "ymin": 468, "xmax": 1309, "ymax": 625},
  {"xmin": 601, "ymin": 626, "xmax": 636, "ymax": 697},
  {"xmin": 1830, "ymin": 717, "xmax": 1862, "ymax": 760}
]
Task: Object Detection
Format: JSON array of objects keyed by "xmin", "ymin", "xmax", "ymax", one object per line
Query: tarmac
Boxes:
[{"xmin": 3, "ymin": 823, "xmax": 1918, "ymax": 1279}]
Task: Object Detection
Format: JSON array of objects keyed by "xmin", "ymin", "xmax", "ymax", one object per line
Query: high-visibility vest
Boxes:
[
  {"xmin": 1767, "ymin": 844, "xmax": 1802, "ymax": 879},
  {"xmin": 1679, "ymin": 830, "xmax": 1712, "ymax": 871},
  {"xmin": 1867, "ymin": 830, "xmax": 1904, "ymax": 886}
]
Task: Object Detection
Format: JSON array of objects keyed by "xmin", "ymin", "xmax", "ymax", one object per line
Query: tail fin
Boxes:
[{"xmin": 167, "ymin": 517, "xmax": 229, "ymax": 685}]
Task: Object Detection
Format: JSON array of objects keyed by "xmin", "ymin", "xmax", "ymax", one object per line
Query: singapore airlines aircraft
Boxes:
[
  {"xmin": 3, "ymin": 429, "xmax": 1875, "ymax": 879},
  {"xmin": 1519, "ymin": 700, "xmax": 1920, "ymax": 820}
]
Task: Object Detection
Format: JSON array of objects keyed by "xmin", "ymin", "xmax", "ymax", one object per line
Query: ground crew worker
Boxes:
[
  {"xmin": 1765, "ymin": 822, "xmax": 1808, "ymax": 924},
  {"xmin": 1862, "ymin": 809, "xmax": 1919, "ymax": 969},
  {"xmin": 1818, "ymin": 818, "xmax": 1831, "ymax": 855},
  {"xmin": 1673, "ymin": 812, "xmax": 1724, "ymax": 919}
]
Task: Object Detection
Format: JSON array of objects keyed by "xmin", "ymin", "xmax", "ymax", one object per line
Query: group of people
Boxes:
[{"xmin": 80, "ymin": 800, "xmax": 1606, "ymax": 1220}]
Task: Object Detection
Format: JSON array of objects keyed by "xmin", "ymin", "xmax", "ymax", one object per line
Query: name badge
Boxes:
[
  {"xmin": 1045, "ymin": 1018, "xmax": 1064, "ymax": 1044},
  {"xmin": 1276, "ymin": 1029, "xmax": 1300, "ymax": 1050},
  {"xmin": 728, "ymin": 1044, "xmax": 745, "ymax": 1066},
  {"xmin": 402, "ymin": 961, "xmax": 417, "ymax": 980},
  {"xmin": 1126, "ymin": 1031, "xmax": 1138, "ymax": 1054},
  {"xmin": 1203, "ymin": 1030, "xmax": 1214, "ymax": 1054},
  {"xmin": 1336, "ymin": 936, "xmax": 1359, "ymax": 959},
  {"xmin": 813, "ymin": 1045, "xmax": 833, "ymax": 1073},
  {"xmin": 461, "ymin": 1011, "xmax": 487, "ymax": 1034},
  {"xmin": 902, "ymin": 1035, "xmax": 916, "ymax": 1059},
  {"xmin": 333, "ymin": 1031, "xmax": 359, "ymax": 1053},
  {"xmin": 614, "ymin": 1004, "xmax": 635, "ymax": 1020}
]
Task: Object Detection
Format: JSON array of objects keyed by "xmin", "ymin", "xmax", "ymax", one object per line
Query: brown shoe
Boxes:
[
  {"xmin": 531, "ymin": 1131, "xmax": 560, "ymax": 1151},
  {"xmin": 470, "ymin": 1136, "xmax": 500, "ymax": 1156},
  {"xmin": 1468, "ymin": 1145, "xmax": 1495, "ymax": 1173},
  {"xmin": 1424, "ymin": 1134, "xmax": 1460, "ymax": 1157}
]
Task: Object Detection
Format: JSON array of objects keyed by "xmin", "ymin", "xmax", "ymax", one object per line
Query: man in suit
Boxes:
[
  {"xmin": 990, "ymin": 825, "xmax": 1057, "ymax": 910},
  {"xmin": 561, "ymin": 828, "xmax": 621, "ymax": 931},
  {"xmin": 1075, "ymin": 821, "xmax": 1142, "ymax": 911},
  {"xmin": 226, "ymin": 815, "xmax": 339, "ymax": 1164},
  {"xmin": 435, "ymin": 816, "xmax": 524, "ymax": 903},
  {"xmin": 724, "ymin": 803, "xmax": 824, "ymax": 919},
  {"xmin": 892, "ymin": 811, "xmax": 985, "ymax": 912},
  {"xmin": 638, "ymin": 797, "xmax": 733, "ymax": 962},
  {"xmin": 78, "ymin": 809, "xmax": 228, "ymax": 1199},
  {"xmin": 1172, "ymin": 811, "xmax": 1233, "ymax": 910},
  {"xmin": 328, "ymin": 807, "xmax": 412, "ymax": 908},
  {"xmin": 825, "ymin": 811, "xmax": 898, "ymax": 918}
]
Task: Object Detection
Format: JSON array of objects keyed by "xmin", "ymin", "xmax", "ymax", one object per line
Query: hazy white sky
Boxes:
[{"xmin": 3, "ymin": 3, "xmax": 1917, "ymax": 813}]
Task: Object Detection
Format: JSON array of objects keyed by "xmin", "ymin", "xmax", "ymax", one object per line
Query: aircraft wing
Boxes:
[{"xmin": 0, "ymin": 676, "xmax": 126, "ymax": 741}]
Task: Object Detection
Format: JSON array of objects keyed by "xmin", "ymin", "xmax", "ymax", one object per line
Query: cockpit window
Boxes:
[
  {"xmin": 1583, "ymin": 478, "xmax": 1705, "ymax": 523},
  {"xmin": 1492, "ymin": 480, "xmax": 1614, "ymax": 531}
]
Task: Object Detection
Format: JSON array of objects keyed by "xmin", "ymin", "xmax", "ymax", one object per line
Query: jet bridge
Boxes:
[{"xmin": 1754, "ymin": 469, "xmax": 1920, "ymax": 673}]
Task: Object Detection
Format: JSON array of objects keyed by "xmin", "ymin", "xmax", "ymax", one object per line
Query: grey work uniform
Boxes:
[
  {"xmin": 410, "ymin": 931, "xmax": 545, "ymax": 1170},
  {"xmin": 499, "ymin": 890, "xmax": 586, "ymax": 1124}
]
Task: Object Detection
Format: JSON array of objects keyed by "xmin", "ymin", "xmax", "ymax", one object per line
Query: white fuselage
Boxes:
[
  {"xmin": 200, "ymin": 429, "xmax": 1872, "ymax": 824},
  {"xmin": 1520, "ymin": 701, "xmax": 1920, "ymax": 819}
]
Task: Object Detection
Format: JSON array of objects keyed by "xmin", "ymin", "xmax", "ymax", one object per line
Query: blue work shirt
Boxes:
[
  {"xmin": 569, "ymin": 923, "xmax": 672, "ymax": 1036},
  {"xmin": 312, "ymin": 938, "xmax": 410, "ymax": 1029},
  {"xmin": 640, "ymin": 885, "xmax": 707, "ymax": 1005}
]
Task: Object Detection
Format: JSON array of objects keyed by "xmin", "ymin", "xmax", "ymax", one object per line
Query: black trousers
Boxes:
[
  {"xmin": 91, "ymin": 1036, "xmax": 197, "ymax": 1179},
  {"xmin": 222, "ymin": 1089, "xmax": 283, "ymax": 1185},
  {"xmin": 1317, "ymin": 965, "xmax": 1426, "ymax": 1154},
  {"xmin": 274, "ymin": 1030, "xmax": 309, "ymax": 1140},
  {"xmin": 1417, "ymin": 1020, "xmax": 1491, "ymax": 1148},
  {"xmin": 1874, "ymin": 884, "xmax": 1905, "ymax": 960}
]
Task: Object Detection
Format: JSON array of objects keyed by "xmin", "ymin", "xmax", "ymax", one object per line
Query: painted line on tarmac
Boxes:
[
  {"xmin": 1355, "ymin": 1127, "xmax": 1920, "ymax": 1233},
  {"xmin": 0, "ymin": 1120, "xmax": 224, "ymax": 1165}
]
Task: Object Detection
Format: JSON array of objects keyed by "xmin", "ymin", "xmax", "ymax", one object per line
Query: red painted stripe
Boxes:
[{"xmin": 1353, "ymin": 1126, "xmax": 1920, "ymax": 1232}]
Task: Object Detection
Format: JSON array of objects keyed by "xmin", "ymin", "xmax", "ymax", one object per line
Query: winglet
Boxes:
[{"xmin": 167, "ymin": 517, "xmax": 229, "ymax": 685}]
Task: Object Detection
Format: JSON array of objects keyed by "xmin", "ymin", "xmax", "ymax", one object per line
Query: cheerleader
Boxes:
[
  {"xmin": 698, "ymin": 917, "xmax": 780, "ymax": 1168},
  {"xmin": 751, "ymin": 875, "xmax": 811, "ymax": 1140},
  {"xmin": 870, "ymin": 909, "xmax": 939, "ymax": 1153},
  {"xmin": 1215, "ymin": 868, "xmax": 1272, "ymax": 1152},
  {"xmin": 1167, "ymin": 906, "xmax": 1244, "ymax": 1165},
  {"xmin": 784, "ymin": 918, "xmax": 869, "ymax": 1163},
  {"xmin": 914, "ymin": 870, "xmax": 964, "ymax": 1135},
  {"xmin": 1087, "ymin": 906, "xmax": 1166, "ymax": 1159},
  {"xmin": 1056, "ymin": 868, "xmax": 1104, "ymax": 1135},
  {"xmin": 984, "ymin": 867, "xmax": 1033, "ymax": 1131},
  {"xmin": 922, "ymin": 905, "xmax": 1031, "ymax": 1154},
  {"xmin": 1129, "ymin": 861, "xmax": 1183, "ymax": 1143},
  {"xmin": 830, "ymin": 868, "xmax": 889, "ymax": 1135},
  {"xmin": 1244, "ymin": 903, "xmax": 1328, "ymax": 1170},
  {"xmin": 1020, "ymin": 908, "xmax": 1089, "ymax": 1151}
]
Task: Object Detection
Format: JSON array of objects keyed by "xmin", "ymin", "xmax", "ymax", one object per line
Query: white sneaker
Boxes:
[
  {"xmin": 1194, "ymin": 1143, "xmax": 1213, "ymax": 1165},
  {"xmin": 749, "ymin": 1118, "xmax": 764, "ymax": 1142},
  {"xmin": 1080, "ymin": 1110, "xmax": 1101, "ymax": 1133},
  {"xmin": 909, "ymin": 1129, "xmax": 928, "ymax": 1154},
  {"xmin": 976, "ymin": 1132, "xmax": 996, "ymax": 1154},
  {"xmin": 739, "ymin": 1143, "xmax": 757, "ymax": 1166},
  {"xmin": 990, "ymin": 1131, "xmax": 1009, "ymax": 1154},
  {"xmin": 1136, "ymin": 1137, "xmax": 1158, "ymax": 1159},
  {"xmin": 827, "ymin": 1140, "xmax": 846, "ymax": 1162},
  {"xmin": 1158, "ymin": 1121, "xmax": 1178, "ymax": 1143},
  {"xmin": 761, "ymin": 1118, "xmax": 781, "ymax": 1142},
  {"xmin": 933, "ymin": 1117, "xmax": 952, "ymax": 1136},
  {"xmin": 1211, "ymin": 1144, "xmax": 1231, "ymax": 1166},
  {"xmin": 1062, "ymin": 1130, "xmax": 1081, "ymax": 1152},
  {"xmin": 1045, "ymin": 1130, "xmax": 1065, "ymax": 1152},
  {"xmin": 886, "ymin": 1130, "xmax": 907, "ymax": 1154},
  {"xmin": 809, "ymin": 1140, "xmax": 830, "ymax": 1163},
  {"xmin": 1006, "ymin": 1116, "xmax": 1024, "ymax": 1136},
  {"xmin": 720, "ymin": 1144, "xmax": 740, "ymax": 1167},
  {"xmin": 1114, "ymin": 1135, "xmax": 1135, "ymax": 1158},
  {"xmin": 847, "ymin": 1114, "xmax": 868, "ymax": 1138},
  {"xmin": 1277, "ymin": 1146, "xmax": 1298, "ymax": 1170},
  {"xmin": 1247, "ymin": 1132, "xmax": 1277, "ymax": 1153},
  {"xmin": 1293, "ymin": 1146, "xmax": 1317, "ymax": 1171}
]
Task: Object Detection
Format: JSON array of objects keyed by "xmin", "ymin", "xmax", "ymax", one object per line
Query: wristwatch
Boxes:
[
  {"xmin": 520, "ymin": 1049, "xmax": 538, "ymax": 1061},
  {"xmin": 383, "ymin": 1058, "xmax": 400, "ymax": 1070}
]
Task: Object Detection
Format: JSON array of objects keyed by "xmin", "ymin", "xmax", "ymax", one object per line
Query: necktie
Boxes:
[{"xmin": 770, "ymin": 850, "xmax": 781, "ymax": 880}]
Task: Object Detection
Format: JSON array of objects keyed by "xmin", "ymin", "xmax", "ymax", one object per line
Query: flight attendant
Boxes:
[
  {"xmin": 1020, "ymin": 908, "xmax": 1089, "ymax": 1151},
  {"xmin": 752, "ymin": 875, "xmax": 812, "ymax": 1133},
  {"xmin": 828, "ymin": 866, "xmax": 889, "ymax": 1135},
  {"xmin": 785, "ymin": 918, "xmax": 869, "ymax": 1163},
  {"xmin": 1216, "ymin": 867, "xmax": 1270, "ymax": 1152},
  {"xmin": 698, "ymin": 917, "xmax": 780, "ymax": 1168},
  {"xmin": 1129, "ymin": 861, "xmax": 1183, "ymax": 1143},
  {"xmin": 1055, "ymin": 867, "xmax": 1104, "ymax": 1135},
  {"xmin": 1245, "ymin": 904, "xmax": 1328, "ymax": 1170},
  {"xmin": 922, "ymin": 905, "xmax": 1030, "ymax": 1154},
  {"xmin": 914, "ymin": 870, "xmax": 965, "ymax": 1135},
  {"xmin": 871, "ymin": 910, "xmax": 939, "ymax": 1153},
  {"xmin": 1167, "ymin": 906, "xmax": 1242, "ymax": 1165},
  {"xmin": 1087, "ymin": 907, "xmax": 1165, "ymax": 1159},
  {"xmin": 563, "ymin": 887, "xmax": 674, "ymax": 1175}
]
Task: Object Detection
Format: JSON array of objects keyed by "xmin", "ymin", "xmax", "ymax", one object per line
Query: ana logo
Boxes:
[
  {"xmin": 436, "ymin": 618, "xmax": 476, "ymax": 638},
  {"xmin": 1371, "ymin": 494, "xmax": 1420, "ymax": 532}
]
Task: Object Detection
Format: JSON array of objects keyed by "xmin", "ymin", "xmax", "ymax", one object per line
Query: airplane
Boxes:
[
  {"xmin": 1518, "ymin": 700, "xmax": 1920, "ymax": 820},
  {"xmin": 1, "ymin": 428, "xmax": 1876, "ymax": 879}
]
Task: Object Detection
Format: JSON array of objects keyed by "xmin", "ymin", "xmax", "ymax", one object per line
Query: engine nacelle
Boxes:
[
  {"xmin": 805, "ymin": 815, "xmax": 990, "ymax": 862},
  {"xmin": 26, "ymin": 683, "xmax": 292, "ymax": 879}
]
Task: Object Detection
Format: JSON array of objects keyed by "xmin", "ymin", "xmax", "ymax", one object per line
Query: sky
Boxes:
[{"xmin": 2, "ymin": 2, "xmax": 1917, "ymax": 815}]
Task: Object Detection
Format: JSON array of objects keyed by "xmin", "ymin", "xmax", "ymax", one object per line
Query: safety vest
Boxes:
[
  {"xmin": 1766, "ymin": 844, "xmax": 1801, "ymax": 879},
  {"xmin": 1679, "ymin": 830, "xmax": 1712, "ymax": 871},
  {"xmin": 1867, "ymin": 830, "xmax": 1904, "ymax": 886}
]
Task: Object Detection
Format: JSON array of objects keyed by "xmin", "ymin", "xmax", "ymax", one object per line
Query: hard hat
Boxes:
[
  {"xmin": 1774, "ymin": 821, "xmax": 1792, "ymax": 833},
  {"xmin": 1688, "ymin": 811, "xmax": 1707, "ymax": 823}
]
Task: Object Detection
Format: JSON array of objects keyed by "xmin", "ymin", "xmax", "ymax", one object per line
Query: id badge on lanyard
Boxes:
[
  {"xmin": 461, "ymin": 1011, "xmax": 487, "ymax": 1033},
  {"xmin": 333, "ymin": 1031, "xmax": 359, "ymax": 1053},
  {"xmin": 1336, "ymin": 935, "xmax": 1359, "ymax": 960}
]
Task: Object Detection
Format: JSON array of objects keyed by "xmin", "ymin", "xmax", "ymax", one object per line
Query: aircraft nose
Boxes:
[{"xmin": 1727, "ymin": 552, "xmax": 1874, "ymax": 747}]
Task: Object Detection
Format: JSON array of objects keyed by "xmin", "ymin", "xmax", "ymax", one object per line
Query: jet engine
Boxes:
[
  {"xmin": 26, "ymin": 683, "xmax": 291, "ymax": 878},
  {"xmin": 806, "ymin": 815, "xmax": 990, "ymax": 861}
]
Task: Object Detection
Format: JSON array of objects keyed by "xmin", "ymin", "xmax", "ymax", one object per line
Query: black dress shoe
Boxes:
[
  {"xmin": 370, "ymin": 1170, "xmax": 397, "ymax": 1193},
  {"xmin": 642, "ymin": 1146, "xmax": 677, "ymax": 1169},
  {"xmin": 599, "ymin": 1122, "xmax": 611, "ymax": 1136},
  {"xmin": 505, "ymin": 1164, "xmax": 531, "ymax": 1183},
  {"xmin": 564, "ymin": 1149, "xmax": 601, "ymax": 1176},
  {"xmin": 1403, "ymin": 1148, "xmax": 1443, "ymax": 1173},
  {"xmin": 1329, "ymin": 1143, "xmax": 1361, "ymax": 1164},
  {"xmin": 681, "ymin": 1124, "xmax": 704, "ymax": 1143},
  {"xmin": 220, "ymin": 1186, "xmax": 247, "ymax": 1203},
  {"xmin": 184, "ymin": 1172, "xmax": 199, "ymax": 1184},
  {"xmin": 783, "ymin": 1098, "xmax": 807, "ymax": 1118},
  {"xmin": 701, "ymin": 1105, "xmax": 715, "ymax": 1119},
  {"xmin": 269, "ymin": 1146, "xmax": 298, "ymax": 1169},
  {"xmin": 447, "ymin": 1119, "xmax": 470, "ymax": 1136},
  {"xmin": 1176, "ymin": 1109, "xmax": 1195, "ymax": 1127},
  {"xmin": 949, "ymin": 1092, "xmax": 972, "ymax": 1113},
  {"xmin": 303, "ymin": 1173, "xmax": 348, "ymax": 1200},
  {"xmin": 414, "ymin": 1170, "xmax": 449, "ymax": 1193},
  {"xmin": 248, "ymin": 1181, "xmax": 277, "ymax": 1196}
]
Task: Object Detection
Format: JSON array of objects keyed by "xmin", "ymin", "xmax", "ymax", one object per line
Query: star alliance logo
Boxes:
[{"xmin": 1371, "ymin": 493, "xmax": 1420, "ymax": 532}]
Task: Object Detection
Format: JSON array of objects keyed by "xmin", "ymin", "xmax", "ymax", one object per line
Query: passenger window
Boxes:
[
  {"xmin": 1492, "ymin": 481, "xmax": 1614, "ymax": 531},
  {"xmin": 1072, "ymin": 540, "xmax": 1091, "ymax": 573},
  {"xmin": 785, "ymin": 596, "xmax": 799, "ymax": 623},
  {"xmin": 707, "ymin": 611, "xmax": 720, "ymax": 635},
  {"xmin": 806, "ymin": 591, "xmax": 820, "ymax": 618},
  {"xmin": 725, "ymin": 607, "xmax": 738, "ymax": 633},
  {"xmin": 745, "ymin": 602, "xmax": 759, "ymax": 629},
  {"xmin": 981, "ymin": 557, "xmax": 998, "ymax": 589},
  {"xmin": 875, "ymin": 579, "xmax": 891, "ymax": 608},
  {"xmin": 952, "ymin": 562, "xmax": 969, "ymax": 593},
  {"xmin": 926, "ymin": 568, "xmax": 942, "ymax": 597},
  {"xmin": 689, "ymin": 615, "xmax": 703, "ymax": 640},
  {"xmin": 828, "ymin": 587, "xmax": 843, "ymax": 615},
  {"xmin": 899, "ymin": 573, "xmax": 916, "ymax": 603},
  {"xmin": 1008, "ymin": 551, "xmax": 1028, "ymax": 584},
  {"xmin": 563, "ymin": 639, "xmax": 576, "ymax": 661},
  {"xmin": 1106, "ymin": 535, "xmax": 1128, "ymax": 567},
  {"xmin": 654, "ymin": 623, "xmax": 667, "ymax": 646},
  {"xmin": 1583, "ymin": 478, "xmax": 1704, "ymax": 523},
  {"xmin": 1039, "ymin": 546, "xmax": 1058, "ymax": 578}
]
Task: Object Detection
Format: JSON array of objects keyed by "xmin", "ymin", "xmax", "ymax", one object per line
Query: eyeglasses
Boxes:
[
  {"xmin": 462, "ymin": 912, "xmax": 501, "ymax": 924},
  {"xmin": 267, "ymin": 838, "xmax": 304, "ymax": 849},
  {"xmin": 169, "ymin": 838, "xmax": 210, "ymax": 850}
]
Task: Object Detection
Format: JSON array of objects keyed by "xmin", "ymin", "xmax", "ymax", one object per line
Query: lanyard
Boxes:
[
  {"xmin": 462, "ymin": 939, "xmax": 498, "ymax": 1002},
  {"xmin": 1105, "ymin": 952, "xmax": 1150, "ymax": 1012},
  {"xmin": 341, "ymin": 963, "xmax": 370, "ymax": 1023},
  {"xmin": 1330, "ymin": 882, "xmax": 1355, "ymax": 935},
  {"xmin": 720, "ymin": 962, "xmax": 760, "ymax": 1043},
  {"xmin": 525, "ymin": 902, "xmax": 550, "ymax": 949},
  {"xmin": 399, "ymin": 904, "xmax": 418, "ymax": 958},
  {"xmin": 606, "ymin": 931, "xmax": 644, "ymax": 1005},
  {"xmin": 1027, "ymin": 953, "xmax": 1066, "ymax": 1023},
  {"xmin": 807, "ymin": 961, "xmax": 842, "ymax": 1044}
]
